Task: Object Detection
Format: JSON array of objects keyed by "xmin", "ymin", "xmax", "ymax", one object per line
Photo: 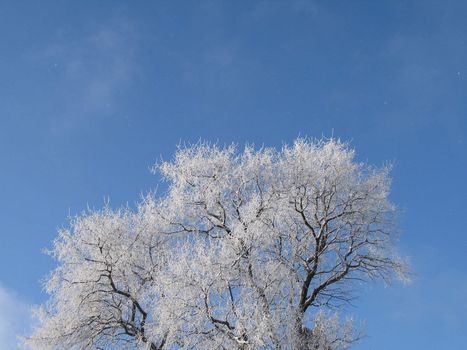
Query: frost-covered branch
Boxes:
[{"xmin": 25, "ymin": 138, "xmax": 408, "ymax": 350}]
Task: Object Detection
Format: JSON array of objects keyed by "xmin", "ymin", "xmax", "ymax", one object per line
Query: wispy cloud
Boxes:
[
  {"xmin": 25, "ymin": 17, "xmax": 138, "ymax": 133},
  {"xmin": 0, "ymin": 284, "xmax": 31, "ymax": 349}
]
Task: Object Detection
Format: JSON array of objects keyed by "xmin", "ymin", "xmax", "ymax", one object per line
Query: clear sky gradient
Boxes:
[{"xmin": 1, "ymin": 1, "xmax": 466, "ymax": 348}]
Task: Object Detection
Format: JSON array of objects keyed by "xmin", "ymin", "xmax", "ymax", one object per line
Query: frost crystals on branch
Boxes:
[{"xmin": 25, "ymin": 138, "xmax": 409, "ymax": 350}]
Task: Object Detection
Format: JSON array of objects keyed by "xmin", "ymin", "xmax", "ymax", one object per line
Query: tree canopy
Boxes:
[{"xmin": 26, "ymin": 138, "xmax": 408, "ymax": 350}]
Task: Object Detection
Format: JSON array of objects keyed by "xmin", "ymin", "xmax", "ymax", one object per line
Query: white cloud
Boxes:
[
  {"xmin": 24, "ymin": 16, "xmax": 138, "ymax": 133},
  {"xmin": 0, "ymin": 285, "xmax": 31, "ymax": 350}
]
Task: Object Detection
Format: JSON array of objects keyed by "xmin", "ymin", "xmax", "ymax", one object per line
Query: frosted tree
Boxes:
[{"xmin": 25, "ymin": 138, "xmax": 408, "ymax": 350}]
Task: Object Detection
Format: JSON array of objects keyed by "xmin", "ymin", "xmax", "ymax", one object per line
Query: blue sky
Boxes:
[{"xmin": 1, "ymin": 0, "xmax": 466, "ymax": 348}]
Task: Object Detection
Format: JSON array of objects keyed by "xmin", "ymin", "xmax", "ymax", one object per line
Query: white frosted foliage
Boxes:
[{"xmin": 25, "ymin": 138, "xmax": 408, "ymax": 350}]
